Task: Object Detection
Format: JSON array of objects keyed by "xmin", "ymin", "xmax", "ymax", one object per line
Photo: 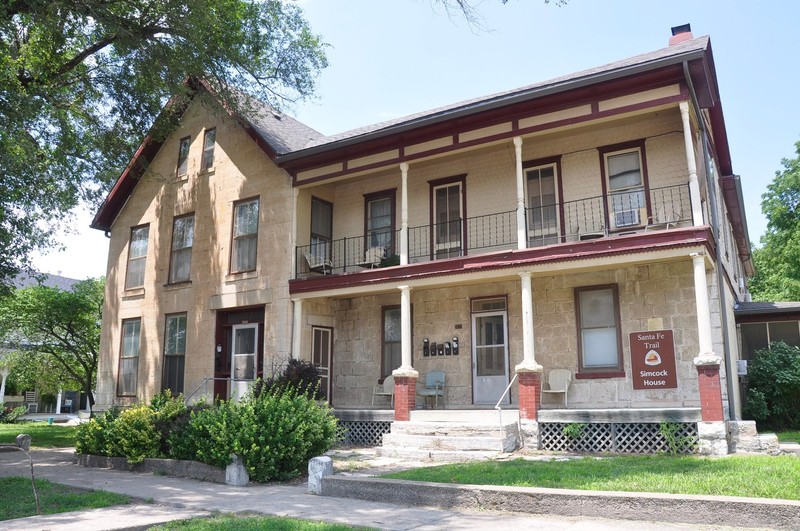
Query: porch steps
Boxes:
[{"xmin": 377, "ymin": 421, "xmax": 519, "ymax": 461}]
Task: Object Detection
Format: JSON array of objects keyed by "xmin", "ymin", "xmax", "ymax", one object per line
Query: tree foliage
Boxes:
[
  {"xmin": 0, "ymin": 278, "xmax": 104, "ymax": 407},
  {"xmin": 750, "ymin": 141, "xmax": 800, "ymax": 301},
  {"xmin": 743, "ymin": 342, "xmax": 800, "ymax": 429},
  {"xmin": 0, "ymin": 1, "xmax": 327, "ymax": 290}
]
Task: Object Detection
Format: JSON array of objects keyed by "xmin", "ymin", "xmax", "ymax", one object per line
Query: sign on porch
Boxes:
[{"xmin": 630, "ymin": 330, "xmax": 677, "ymax": 390}]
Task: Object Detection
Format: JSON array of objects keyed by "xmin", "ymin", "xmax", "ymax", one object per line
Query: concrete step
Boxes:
[
  {"xmin": 389, "ymin": 421, "xmax": 515, "ymax": 438},
  {"xmin": 382, "ymin": 432, "xmax": 516, "ymax": 453},
  {"xmin": 780, "ymin": 442, "xmax": 800, "ymax": 456},
  {"xmin": 374, "ymin": 445, "xmax": 508, "ymax": 462}
]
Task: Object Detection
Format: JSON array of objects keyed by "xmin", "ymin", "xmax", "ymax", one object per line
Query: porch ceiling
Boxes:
[{"xmin": 289, "ymin": 226, "xmax": 714, "ymax": 298}]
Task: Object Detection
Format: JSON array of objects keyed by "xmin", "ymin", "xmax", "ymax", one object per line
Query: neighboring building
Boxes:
[{"xmin": 92, "ymin": 26, "xmax": 757, "ymax": 453}]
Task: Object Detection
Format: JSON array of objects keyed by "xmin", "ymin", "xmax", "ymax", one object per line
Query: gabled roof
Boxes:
[
  {"xmin": 13, "ymin": 272, "xmax": 80, "ymax": 291},
  {"xmin": 735, "ymin": 301, "xmax": 800, "ymax": 317}
]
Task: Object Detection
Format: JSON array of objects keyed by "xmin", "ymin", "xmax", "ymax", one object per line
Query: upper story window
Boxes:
[
  {"xmin": 311, "ymin": 197, "xmax": 333, "ymax": 260},
  {"xmin": 430, "ymin": 176, "xmax": 465, "ymax": 259},
  {"xmin": 526, "ymin": 164, "xmax": 559, "ymax": 247},
  {"xmin": 231, "ymin": 197, "xmax": 259, "ymax": 273},
  {"xmin": 201, "ymin": 128, "xmax": 216, "ymax": 171},
  {"xmin": 605, "ymin": 148, "xmax": 646, "ymax": 229},
  {"xmin": 169, "ymin": 214, "xmax": 194, "ymax": 284},
  {"xmin": 176, "ymin": 136, "xmax": 190, "ymax": 177},
  {"xmin": 365, "ymin": 190, "xmax": 395, "ymax": 257},
  {"xmin": 575, "ymin": 285, "xmax": 623, "ymax": 374},
  {"xmin": 125, "ymin": 225, "xmax": 149, "ymax": 290},
  {"xmin": 117, "ymin": 318, "xmax": 141, "ymax": 396}
]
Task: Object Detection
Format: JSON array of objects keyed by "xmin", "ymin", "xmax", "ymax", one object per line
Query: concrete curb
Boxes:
[
  {"xmin": 77, "ymin": 453, "xmax": 227, "ymax": 484},
  {"xmin": 321, "ymin": 475, "xmax": 800, "ymax": 529}
]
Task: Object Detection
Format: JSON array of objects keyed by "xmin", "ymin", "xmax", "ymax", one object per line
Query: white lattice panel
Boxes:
[
  {"xmin": 540, "ymin": 422, "xmax": 698, "ymax": 454},
  {"xmin": 338, "ymin": 421, "xmax": 393, "ymax": 446}
]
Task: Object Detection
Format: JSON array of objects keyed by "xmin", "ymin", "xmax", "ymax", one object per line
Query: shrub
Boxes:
[
  {"xmin": 75, "ymin": 407, "xmax": 120, "ymax": 455},
  {"xmin": 744, "ymin": 342, "xmax": 800, "ymax": 429},
  {"xmin": 255, "ymin": 359, "xmax": 322, "ymax": 399},
  {"xmin": 0, "ymin": 405, "xmax": 27, "ymax": 424},
  {"xmin": 105, "ymin": 406, "xmax": 160, "ymax": 463},
  {"xmin": 166, "ymin": 403, "xmax": 212, "ymax": 461},
  {"xmin": 235, "ymin": 387, "xmax": 339, "ymax": 482},
  {"xmin": 172, "ymin": 400, "xmax": 240, "ymax": 467},
  {"xmin": 150, "ymin": 390, "xmax": 188, "ymax": 455}
]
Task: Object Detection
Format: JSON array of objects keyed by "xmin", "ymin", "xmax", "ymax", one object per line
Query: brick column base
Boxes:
[
  {"xmin": 517, "ymin": 372, "xmax": 541, "ymax": 421},
  {"xmin": 393, "ymin": 376, "xmax": 417, "ymax": 421},
  {"xmin": 696, "ymin": 364, "xmax": 724, "ymax": 422}
]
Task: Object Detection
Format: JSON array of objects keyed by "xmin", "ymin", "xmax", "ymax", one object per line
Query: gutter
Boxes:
[
  {"xmin": 683, "ymin": 61, "xmax": 738, "ymax": 421},
  {"xmin": 276, "ymin": 46, "xmax": 708, "ymax": 164}
]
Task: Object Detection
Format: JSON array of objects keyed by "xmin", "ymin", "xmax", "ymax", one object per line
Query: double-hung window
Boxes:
[
  {"xmin": 201, "ymin": 128, "xmax": 216, "ymax": 171},
  {"xmin": 176, "ymin": 136, "xmax": 190, "ymax": 178},
  {"xmin": 117, "ymin": 318, "xmax": 141, "ymax": 396},
  {"xmin": 169, "ymin": 214, "xmax": 194, "ymax": 283},
  {"xmin": 605, "ymin": 148, "xmax": 645, "ymax": 228},
  {"xmin": 526, "ymin": 164, "xmax": 559, "ymax": 246},
  {"xmin": 311, "ymin": 197, "xmax": 333, "ymax": 262},
  {"xmin": 162, "ymin": 313, "xmax": 187, "ymax": 395},
  {"xmin": 125, "ymin": 225, "xmax": 149, "ymax": 289},
  {"xmin": 381, "ymin": 306, "xmax": 402, "ymax": 379},
  {"xmin": 576, "ymin": 285, "xmax": 623, "ymax": 373},
  {"xmin": 365, "ymin": 191, "xmax": 395, "ymax": 257},
  {"xmin": 231, "ymin": 198, "xmax": 259, "ymax": 272}
]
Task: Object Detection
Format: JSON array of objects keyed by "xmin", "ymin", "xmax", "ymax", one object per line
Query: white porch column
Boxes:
[
  {"xmin": 0, "ymin": 366, "xmax": 9, "ymax": 404},
  {"xmin": 680, "ymin": 101, "xmax": 704, "ymax": 226},
  {"xmin": 515, "ymin": 271, "xmax": 543, "ymax": 372},
  {"xmin": 691, "ymin": 252, "xmax": 719, "ymax": 362},
  {"xmin": 513, "ymin": 137, "xmax": 527, "ymax": 250},
  {"xmin": 291, "ymin": 298, "xmax": 303, "ymax": 360},
  {"xmin": 392, "ymin": 285, "xmax": 418, "ymax": 377},
  {"xmin": 400, "ymin": 162, "xmax": 409, "ymax": 265},
  {"xmin": 55, "ymin": 389, "xmax": 62, "ymax": 415},
  {"xmin": 291, "ymin": 188, "xmax": 299, "ymax": 276}
]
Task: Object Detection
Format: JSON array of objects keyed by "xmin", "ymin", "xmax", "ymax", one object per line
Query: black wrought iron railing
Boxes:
[{"xmin": 294, "ymin": 184, "xmax": 692, "ymax": 278}]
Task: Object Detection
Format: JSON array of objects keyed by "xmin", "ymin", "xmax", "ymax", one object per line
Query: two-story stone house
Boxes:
[{"xmin": 92, "ymin": 26, "xmax": 755, "ymax": 454}]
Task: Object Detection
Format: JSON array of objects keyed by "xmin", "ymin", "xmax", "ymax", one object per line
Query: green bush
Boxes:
[
  {"xmin": 744, "ymin": 342, "xmax": 800, "ymax": 429},
  {"xmin": 150, "ymin": 390, "xmax": 188, "ymax": 455},
  {"xmin": 105, "ymin": 406, "xmax": 160, "ymax": 463},
  {"xmin": 75, "ymin": 407, "xmax": 120, "ymax": 455},
  {"xmin": 171, "ymin": 400, "xmax": 239, "ymax": 467},
  {"xmin": 0, "ymin": 405, "xmax": 27, "ymax": 424},
  {"xmin": 254, "ymin": 359, "xmax": 322, "ymax": 399},
  {"xmin": 235, "ymin": 387, "xmax": 339, "ymax": 481}
]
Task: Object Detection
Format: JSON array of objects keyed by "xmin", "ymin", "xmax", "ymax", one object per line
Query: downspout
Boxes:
[{"xmin": 683, "ymin": 61, "xmax": 738, "ymax": 420}]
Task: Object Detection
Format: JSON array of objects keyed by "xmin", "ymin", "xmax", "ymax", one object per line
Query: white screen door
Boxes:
[
  {"xmin": 471, "ymin": 311, "xmax": 509, "ymax": 404},
  {"xmin": 433, "ymin": 182, "xmax": 463, "ymax": 258},
  {"xmin": 311, "ymin": 326, "xmax": 332, "ymax": 402},
  {"xmin": 231, "ymin": 323, "xmax": 258, "ymax": 401}
]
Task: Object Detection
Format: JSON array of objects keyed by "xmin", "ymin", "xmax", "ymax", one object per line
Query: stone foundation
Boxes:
[
  {"xmin": 727, "ymin": 420, "xmax": 781, "ymax": 455},
  {"xmin": 697, "ymin": 421, "xmax": 728, "ymax": 456}
]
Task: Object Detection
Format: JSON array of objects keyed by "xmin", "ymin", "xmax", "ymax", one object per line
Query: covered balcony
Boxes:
[{"xmin": 295, "ymin": 183, "xmax": 692, "ymax": 279}]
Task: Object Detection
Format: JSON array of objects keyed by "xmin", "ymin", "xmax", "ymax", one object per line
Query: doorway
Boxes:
[
  {"xmin": 471, "ymin": 297, "xmax": 510, "ymax": 405},
  {"xmin": 311, "ymin": 326, "xmax": 333, "ymax": 402},
  {"xmin": 214, "ymin": 306, "xmax": 265, "ymax": 401}
]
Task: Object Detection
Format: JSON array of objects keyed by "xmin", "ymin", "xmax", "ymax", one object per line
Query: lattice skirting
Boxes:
[
  {"xmin": 540, "ymin": 422, "xmax": 698, "ymax": 454},
  {"xmin": 337, "ymin": 420, "xmax": 393, "ymax": 446}
]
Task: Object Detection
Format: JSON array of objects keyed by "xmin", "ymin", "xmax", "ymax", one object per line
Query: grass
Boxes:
[
  {"xmin": 0, "ymin": 422, "xmax": 78, "ymax": 448},
  {"xmin": 0, "ymin": 477, "xmax": 131, "ymax": 521},
  {"xmin": 383, "ymin": 455, "xmax": 800, "ymax": 500},
  {"xmin": 776, "ymin": 431, "xmax": 800, "ymax": 443},
  {"xmin": 151, "ymin": 515, "xmax": 374, "ymax": 530}
]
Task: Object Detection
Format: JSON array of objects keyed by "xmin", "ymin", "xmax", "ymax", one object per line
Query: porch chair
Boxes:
[
  {"xmin": 542, "ymin": 369, "xmax": 571, "ymax": 407},
  {"xmin": 417, "ymin": 370, "xmax": 446, "ymax": 409},
  {"xmin": 24, "ymin": 390, "xmax": 38, "ymax": 413},
  {"xmin": 645, "ymin": 203, "xmax": 681, "ymax": 232},
  {"xmin": 304, "ymin": 251, "xmax": 333, "ymax": 275},
  {"xmin": 372, "ymin": 375, "xmax": 394, "ymax": 407},
  {"xmin": 358, "ymin": 246, "xmax": 385, "ymax": 269}
]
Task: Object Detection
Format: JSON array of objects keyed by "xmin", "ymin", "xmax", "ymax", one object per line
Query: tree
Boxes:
[
  {"xmin": 749, "ymin": 140, "xmax": 800, "ymax": 301},
  {"xmin": 0, "ymin": 278, "xmax": 104, "ymax": 408},
  {"xmin": 0, "ymin": 1, "xmax": 327, "ymax": 291}
]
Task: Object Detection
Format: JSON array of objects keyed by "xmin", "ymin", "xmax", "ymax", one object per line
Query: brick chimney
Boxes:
[{"xmin": 669, "ymin": 24, "xmax": 693, "ymax": 46}]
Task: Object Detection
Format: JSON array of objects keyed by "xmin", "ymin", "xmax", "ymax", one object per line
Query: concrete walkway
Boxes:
[{"xmin": 0, "ymin": 448, "xmax": 774, "ymax": 530}]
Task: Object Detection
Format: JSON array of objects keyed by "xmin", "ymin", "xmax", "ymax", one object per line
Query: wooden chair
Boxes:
[
  {"xmin": 304, "ymin": 251, "xmax": 333, "ymax": 275},
  {"xmin": 417, "ymin": 370, "xmax": 445, "ymax": 409},
  {"xmin": 542, "ymin": 369, "xmax": 571, "ymax": 407},
  {"xmin": 372, "ymin": 375, "xmax": 394, "ymax": 407}
]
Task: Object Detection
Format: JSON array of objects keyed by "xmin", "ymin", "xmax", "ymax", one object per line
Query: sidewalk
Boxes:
[{"xmin": 0, "ymin": 449, "xmax": 765, "ymax": 531}]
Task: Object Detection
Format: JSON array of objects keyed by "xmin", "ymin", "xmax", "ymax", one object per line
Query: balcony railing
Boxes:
[{"xmin": 295, "ymin": 184, "xmax": 692, "ymax": 278}]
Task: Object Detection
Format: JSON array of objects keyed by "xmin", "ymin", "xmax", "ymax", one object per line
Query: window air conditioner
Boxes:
[{"xmin": 614, "ymin": 208, "xmax": 640, "ymax": 228}]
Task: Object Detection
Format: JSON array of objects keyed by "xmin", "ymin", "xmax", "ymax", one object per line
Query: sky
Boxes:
[{"xmin": 31, "ymin": 0, "xmax": 800, "ymax": 280}]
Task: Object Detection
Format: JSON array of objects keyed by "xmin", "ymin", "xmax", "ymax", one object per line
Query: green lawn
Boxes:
[
  {"xmin": 384, "ymin": 455, "xmax": 800, "ymax": 500},
  {"xmin": 777, "ymin": 431, "xmax": 800, "ymax": 443},
  {"xmin": 152, "ymin": 515, "xmax": 374, "ymax": 530},
  {"xmin": 0, "ymin": 422, "xmax": 78, "ymax": 448},
  {"xmin": 0, "ymin": 477, "xmax": 131, "ymax": 521}
]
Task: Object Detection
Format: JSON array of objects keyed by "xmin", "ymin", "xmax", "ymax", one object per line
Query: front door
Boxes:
[
  {"xmin": 311, "ymin": 326, "xmax": 332, "ymax": 402},
  {"xmin": 471, "ymin": 310, "xmax": 510, "ymax": 404},
  {"xmin": 231, "ymin": 323, "xmax": 258, "ymax": 401},
  {"xmin": 433, "ymin": 182, "xmax": 463, "ymax": 259}
]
